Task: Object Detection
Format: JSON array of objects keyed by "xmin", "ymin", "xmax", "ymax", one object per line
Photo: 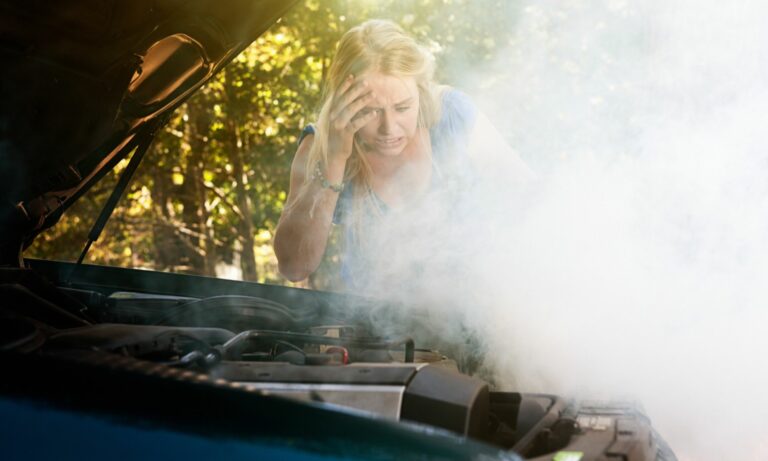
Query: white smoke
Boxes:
[
  {"xmin": 358, "ymin": 1, "xmax": 768, "ymax": 460},
  {"xmin": 466, "ymin": 1, "xmax": 768, "ymax": 459}
]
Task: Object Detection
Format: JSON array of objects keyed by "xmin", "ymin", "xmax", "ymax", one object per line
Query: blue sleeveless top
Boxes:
[{"xmin": 298, "ymin": 89, "xmax": 477, "ymax": 290}]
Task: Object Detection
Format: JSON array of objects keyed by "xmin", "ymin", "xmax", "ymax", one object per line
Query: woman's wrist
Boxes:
[
  {"xmin": 314, "ymin": 163, "xmax": 344, "ymax": 193},
  {"xmin": 313, "ymin": 155, "xmax": 347, "ymax": 193},
  {"xmin": 323, "ymin": 155, "xmax": 347, "ymax": 182}
]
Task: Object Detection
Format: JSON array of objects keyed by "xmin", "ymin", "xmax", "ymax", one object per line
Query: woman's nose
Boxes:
[{"xmin": 377, "ymin": 110, "xmax": 393, "ymax": 134}]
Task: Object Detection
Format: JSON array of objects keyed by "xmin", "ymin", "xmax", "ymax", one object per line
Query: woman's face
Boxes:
[{"xmin": 354, "ymin": 72, "xmax": 420, "ymax": 157}]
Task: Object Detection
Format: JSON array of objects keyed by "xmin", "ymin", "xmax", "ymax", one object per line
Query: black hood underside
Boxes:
[{"xmin": 0, "ymin": 0, "xmax": 297, "ymax": 265}]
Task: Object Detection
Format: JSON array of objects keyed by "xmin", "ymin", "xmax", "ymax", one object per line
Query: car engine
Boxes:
[{"xmin": 0, "ymin": 263, "xmax": 676, "ymax": 460}]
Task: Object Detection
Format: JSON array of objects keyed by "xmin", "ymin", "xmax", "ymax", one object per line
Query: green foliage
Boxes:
[{"xmin": 28, "ymin": 0, "xmax": 519, "ymax": 291}]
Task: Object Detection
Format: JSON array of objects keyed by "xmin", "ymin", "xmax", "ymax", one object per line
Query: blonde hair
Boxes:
[{"xmin": 298, "ymin": 19, "xmax": 443, "ymax": 245}]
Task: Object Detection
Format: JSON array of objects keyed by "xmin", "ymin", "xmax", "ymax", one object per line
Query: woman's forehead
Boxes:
[{"xmin": 363, "ymin": 72, "xmax": 418, "ymax": 104}]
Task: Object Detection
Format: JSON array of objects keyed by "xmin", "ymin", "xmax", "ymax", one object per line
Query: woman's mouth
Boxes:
[{"xmin": 375, "ymin": 137, "xmax": 404, "ymax": 149}]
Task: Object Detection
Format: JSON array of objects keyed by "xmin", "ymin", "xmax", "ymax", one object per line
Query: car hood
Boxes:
[{"xmin": 0, "ymin": 0, "xmax": 297, "ymax": 265}]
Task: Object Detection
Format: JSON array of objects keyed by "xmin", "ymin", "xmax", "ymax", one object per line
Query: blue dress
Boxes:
[{"xmin": 298, "ymin": 89, "xmax": 478, "ymax": 290}]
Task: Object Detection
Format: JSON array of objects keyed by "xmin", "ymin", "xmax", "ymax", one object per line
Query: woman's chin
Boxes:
[{"xmin": 375, "ymin": 148, "xmax": 405, "ymax": 157}]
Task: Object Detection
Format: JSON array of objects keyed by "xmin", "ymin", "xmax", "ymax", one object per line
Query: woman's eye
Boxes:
[
  {"xmin": 354, "ymin": 109, "xmax": 373, "ymax": 120},
  {"xmin": 396, "ymin": 106, "xmax": 410, "ymax": 113}
]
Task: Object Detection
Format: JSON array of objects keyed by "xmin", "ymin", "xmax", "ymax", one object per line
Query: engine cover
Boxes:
[{"xmin": 212, "ymin": 361, "xmax": 490, "ymax": 438}]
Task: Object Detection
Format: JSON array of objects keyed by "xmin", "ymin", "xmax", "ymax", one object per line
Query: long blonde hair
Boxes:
[{"xmin": 298, "ymin": 19, "xmax": 443, "ymax": 239}]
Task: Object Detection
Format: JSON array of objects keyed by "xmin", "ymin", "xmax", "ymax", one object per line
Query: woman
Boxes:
[{"xmin": 274, "ymin": 19, "xmax": 529, "ymax": 290}]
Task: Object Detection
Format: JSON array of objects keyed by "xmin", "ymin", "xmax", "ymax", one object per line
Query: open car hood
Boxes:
[{"xmin": 0, "ymin": 0, "xmax": 298, "ymax": 265}]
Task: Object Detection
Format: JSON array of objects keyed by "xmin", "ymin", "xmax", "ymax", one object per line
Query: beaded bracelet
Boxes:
[{"xmin": 313, "ymin": 163, "xmax": 344, "ymax": 193}]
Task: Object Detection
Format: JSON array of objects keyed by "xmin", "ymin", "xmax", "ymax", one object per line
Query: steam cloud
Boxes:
[{"xmin": 359, "ymin": 1, "xmax": 768, "ymax": 460}]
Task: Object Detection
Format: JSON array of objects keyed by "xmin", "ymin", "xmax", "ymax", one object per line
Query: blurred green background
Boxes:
[{"xmin": 29, "ymin": 0, "xmax": 520, "ymax": 290}]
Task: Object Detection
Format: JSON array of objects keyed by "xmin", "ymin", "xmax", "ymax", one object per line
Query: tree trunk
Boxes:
[
  {"xmin": 150, "ymin": 143, "xmax": 176, "ymax": 271},
  {"xmin": 225, "ymin": 70, "xmax": 258, "ymax": 282},
  {"xmin": 231, "ymin": 123, "xmax": 258, "ymax": 281},
  {"xmin": 184, "ymin": 101, "xmax": 217, "ymax": 276}
]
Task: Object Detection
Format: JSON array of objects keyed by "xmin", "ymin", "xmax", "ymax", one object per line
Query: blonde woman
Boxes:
[{"xmin": 274, "ymin": 19, "xmax": 530, "ymax": 289}]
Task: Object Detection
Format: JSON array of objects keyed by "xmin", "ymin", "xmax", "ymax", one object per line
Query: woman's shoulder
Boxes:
[
  {"xmin": 298, "ymin": 123, "xmax": 316, "ymax": 146},
  {"xmin": 432, "ymin": 87, "xmax": 478, "ymax": 137},
  {"xmin": 440, "ymin": 87, "xmax": 476, "ymax": 113}
]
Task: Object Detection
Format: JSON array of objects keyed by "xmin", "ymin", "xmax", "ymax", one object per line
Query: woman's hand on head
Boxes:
[{"xmin": 328, "ymin": 75, "xmax": 379, "ymax": 163}]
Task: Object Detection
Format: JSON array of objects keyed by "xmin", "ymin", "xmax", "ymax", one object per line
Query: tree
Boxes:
[{"xmin": 29, "ymin": 0, "xmax": 521, "ymax": 291}]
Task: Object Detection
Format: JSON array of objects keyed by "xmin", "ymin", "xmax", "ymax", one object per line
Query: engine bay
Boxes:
[{"xmin": 0, "ymin": 261, "xmax": 675, "ymax": 460}]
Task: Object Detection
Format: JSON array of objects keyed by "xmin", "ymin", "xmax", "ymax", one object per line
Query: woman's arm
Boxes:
[
  {"xmin": 273, "ymin": 134, "xmax": 346, "ymax": 282},
  {"xmin": 274, "ymin": 75, "xmax": 377, "ymax": 281}
]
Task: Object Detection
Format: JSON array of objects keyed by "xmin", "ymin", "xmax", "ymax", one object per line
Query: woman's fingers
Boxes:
[
  {"xmin": 338, "ymin": 91, "xmax": 375, "ymax": 128},
  {"xmin": 348, "ymin": 107, "xmax": 379, "ymax": 132},
  {"xmin": 330, "ymin": 76, "xmax": 356, "ymax": 116},
  {"xmin": 331, "ymin": 78, "xmax": 370, "ymax": 120},
  {"xmin": 339, "ymin": 74, "xmax": 355, "ymax": 93}
]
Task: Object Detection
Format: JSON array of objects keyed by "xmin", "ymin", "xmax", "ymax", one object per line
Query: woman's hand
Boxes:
[
  {"xmin": 327, "ymin": 75, "xmax": 378, "ymax": 163},
  {"xmin": 274, "ymin": 76, "xmax": 378, "ymax": 282}
]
